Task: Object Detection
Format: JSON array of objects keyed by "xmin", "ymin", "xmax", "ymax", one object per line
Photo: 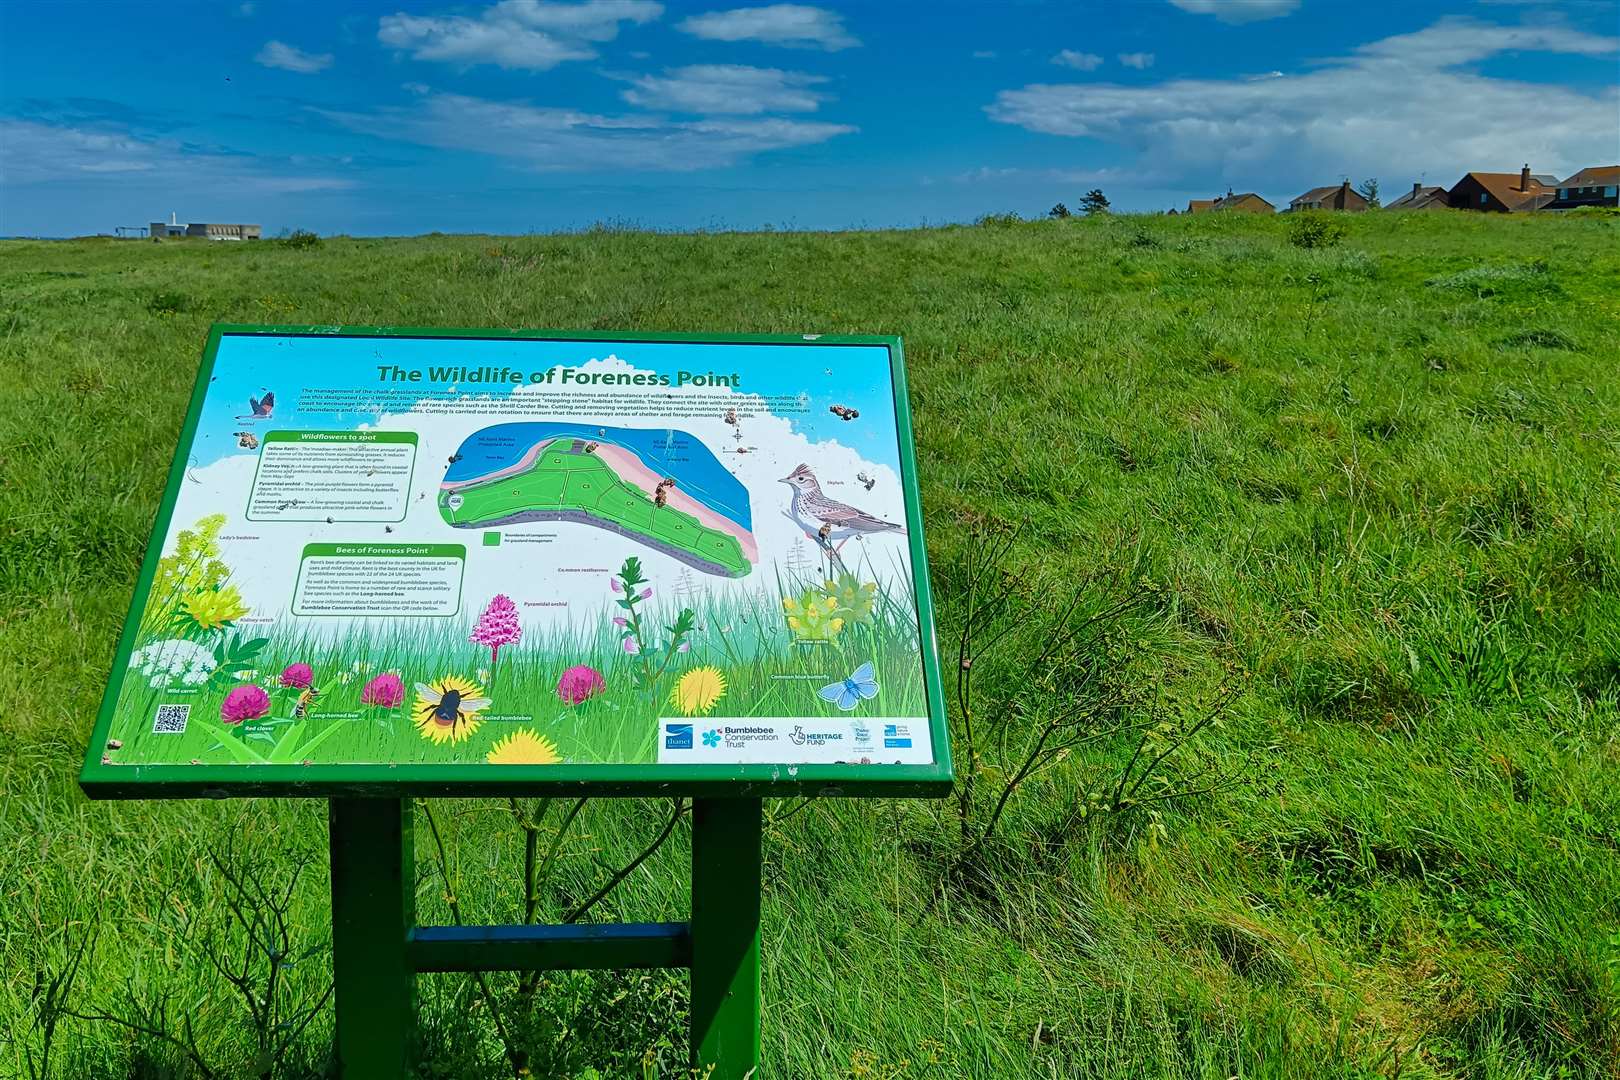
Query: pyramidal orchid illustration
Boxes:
[{"xmin": 470, "ymin": 594, "xmax": 522, "ymax": 673}]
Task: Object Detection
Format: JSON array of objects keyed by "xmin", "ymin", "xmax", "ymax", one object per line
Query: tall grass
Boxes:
[{"xmin": 2, "ymin": 210, "xmax": 1617, "ymax": 1077}]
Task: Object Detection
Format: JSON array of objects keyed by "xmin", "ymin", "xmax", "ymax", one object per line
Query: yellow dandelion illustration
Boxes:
[
  {"xmin": 486, "ymin": 729, "xmax": 562, "ymax": 765},
  {"xmin": 413, "ymin": 674, "xmax": 490, "ymax": 745},
  {"xmin": 671, "ymin": 666, "xmax": 728, "ymax": 717}
]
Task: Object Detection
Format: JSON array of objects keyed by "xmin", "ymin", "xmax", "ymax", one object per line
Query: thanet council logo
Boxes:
[{"xmin": 664, "ymin": 723, "xmax": 693, "ymax": 750}]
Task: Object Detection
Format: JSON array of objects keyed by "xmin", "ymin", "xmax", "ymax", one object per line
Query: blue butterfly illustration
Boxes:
[{"xmin": 818, "ymin": 662, "xmax": 879, "ymax": 711}]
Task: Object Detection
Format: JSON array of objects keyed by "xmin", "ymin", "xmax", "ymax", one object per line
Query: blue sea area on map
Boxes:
[{"xmin": 444, "ymin": 422, "xmax": 752, "ymax": 532}]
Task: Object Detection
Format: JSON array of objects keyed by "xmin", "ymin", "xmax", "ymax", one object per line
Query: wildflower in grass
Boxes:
[
  {"xmin": 671, "ymin": 666, "xmax": 727, "ymax": 716},
  {"xmin": 361, "ymin": 672, "xmax": 405, "ymax": 708},
  {"xmin": 280, "ymin": 663, "xmax": 314, "ymax": 689},
  {"xmin": 783, "ymin": 589, "xmax": 845, "ymax": 640},
  {"xmin": 613, "ymin": 616, "xmax": 627, "ymax": 628},
  {"xmin": 639, "ymin": 587, "xmax": 653, "ymax": 600},
  {"xmin": 129, "ymin": 639, "xmax": 216, "ymax": 688},
  {"xmin": 477, "ymin": 667, "xmax": 491, "ymax": 684},
  {"xmin": 470, "ymin": 594, "xmax": 522, "ymax": 671},
  {"xmin": 220, "ymin": 685, "xmax": 270, "ymax": 724},
  {"xmin": 557, "ymin": 665, "xmax": 606, "ymax": 705},
  {"xmin": 822, "ymin": 573, "xmax": 878, "ymax": 625},
  {"xmin": 623, "ymin": 636, "xmax": 641, "ymax": 654},
  {"xmin": 486, "ymin": 729, "xmax": 562, "ymax": 765},
  {"xmin": 177, "ymin": 585, "xmax": 249, "ymax": 633},
  {"xmin": 413, "ymin": 674, "xmax": 489, "ymax": 744}
]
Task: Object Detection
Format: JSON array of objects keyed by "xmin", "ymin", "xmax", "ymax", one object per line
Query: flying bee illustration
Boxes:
[
  {"xmin": 736, "ymin": 446, "xmax": 748, "ymax": 454},
  {"xmin": 294, "ymin": 686, "xmax": 320, "ymax": 719},
  {"xmin": 723, "ymin": 408, "xmax": 738, "ymax": 426},
  {"xmin": 448, "ymin": 453, "xmax": 463, "ymax": 465},
  {"xmin": 584, "ymin": 442, "xmax": 599, "ymax": 453},
  {"xmin": 414, "ymin": 677, "xmax": 490, "ymax": 744},
  {"xmin": 384, "ymin": 525, "xmax": 394, "ymax": 533},
  {"xmin": 653, "ymin": 476, "xmax": 677, "ymax": 508},
  {"xmin": 829, "ymin": 404, "xmax": 859, "ymax": 421},
  {"xmin": 233, "ymin": 431, "xmax": 259, "ymax": 450},
  {"xmin": 857, "ymin": 471, "xmax": 876, "ymax": 491}
]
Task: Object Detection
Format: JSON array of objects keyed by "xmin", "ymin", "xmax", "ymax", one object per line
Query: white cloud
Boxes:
[
  {"xmin": 255, "ymin": 40, "xmax": 334, "ymax": 74},
  {"xmin": 1052, "ymin": 50, "xmax": 1103, "ymax": 71},
  {"xmin": 987, "ymin": 18, "xmax": 1620, "ymax": 190},
  {"xmin": 378, "ymin": 0, "xmax": 661, "ymax": 70},
  {"xmin": 972, "ymin": 50, "xmax": 998, "ymax": 60},
  {"xmin": 317, "ymin": 91, "xmax": 854, "ymax": 171},
  {"xmin": 1169, "ymin": 0, "xmax": 1300, "ymax": 24},
  {"xmin": 619, "ymin": 65, "xmax": 830, "ymax": 114},
  {"xmin": 1118, "ymin": 52, "xmax": 1155, "ymax": 69},
  {"xmin": 677, "ymin": 4, "xmax": 858, "ymax": 50},
  {"xmin": 0, "ymin": 118, "xmax": 356, "ymax": 192}
]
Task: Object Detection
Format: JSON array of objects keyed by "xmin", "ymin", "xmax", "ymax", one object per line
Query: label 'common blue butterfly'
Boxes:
[{"xmin": 818, "ymin": 662, "xmax": 879, "ymax": 711}]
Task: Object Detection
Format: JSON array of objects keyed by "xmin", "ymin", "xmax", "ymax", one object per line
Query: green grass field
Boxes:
[{"xmin": 2, "ymin": 210, "xmax": 1617, "ymax": 1078}]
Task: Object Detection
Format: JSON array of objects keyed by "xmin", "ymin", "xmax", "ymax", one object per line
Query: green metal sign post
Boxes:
[
  {"xmin": 329, "ymin": 796, "xmax": 764, "ymax": 1077},
  {"xmin": 82, "ymin": 327, "xmax": 953, "ymax": 1076}
]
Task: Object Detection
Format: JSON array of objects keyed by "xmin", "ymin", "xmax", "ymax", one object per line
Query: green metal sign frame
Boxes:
[
  {"xmin": 80, "ymin": 324, "xmax": 952, "ymax": 799},
  {"xmin": 79, "ymin": 325, "xmax": 953, "ymax": 1078}
]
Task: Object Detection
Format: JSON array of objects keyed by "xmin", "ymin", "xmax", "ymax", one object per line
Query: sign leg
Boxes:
[
  {"xmin": 330, "ymin": 797, "xmax": 415, "ymax": 1078},
  {"xmin": 690, "ymin": 797, "xmax": 763, "ymax": 1077}
]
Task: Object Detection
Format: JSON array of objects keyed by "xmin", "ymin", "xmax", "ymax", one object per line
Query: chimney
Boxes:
[
  {"xmin": 1520, "ymin": 164, "xmax": 1531, "ymax": 190},
  {"xmin": 1413, "ymin": 182, "xmax": 1422, "ymax": 195}
]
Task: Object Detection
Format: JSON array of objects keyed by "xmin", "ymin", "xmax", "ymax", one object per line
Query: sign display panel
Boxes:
[{"xmin": 81, "ymin": 327, "xmax": 950, "ymax": 797}]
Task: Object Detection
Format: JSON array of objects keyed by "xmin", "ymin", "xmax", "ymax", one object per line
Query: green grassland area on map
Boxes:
[{"xmin": 439, "ymin": 438, "xmax": 751, "ymax": 577}]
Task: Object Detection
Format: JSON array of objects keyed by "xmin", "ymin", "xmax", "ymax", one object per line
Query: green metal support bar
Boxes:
[
  {"xmin": 330, "ymin": 798, "xmax": 415, "ymax": 1080},
  {"xmin": 408, "ymin": 921, "xmax": 692, "ymax": 972},
  {"xmin": 690, "ymin": 797, "xmax": 763, "ymax": 1078}
]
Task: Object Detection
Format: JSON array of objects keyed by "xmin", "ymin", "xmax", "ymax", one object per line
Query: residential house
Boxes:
[
  {"xmin": 1447, "ymin": 165, "xmax": 1555, "ymax": 212},
  {"xmin": 1288, "ymin": 180, "xmax": 1369, "ymax": 212},
  {"xmin": 1210, "ymin": 190, "xmax": 1274, "ymax": 214},
  {"xmin": 1543, "ymin": 166, "xmax": 1619, "ymax": 211},
  {"xmin": 1185, "ymin": 199, "xmax": 1215, "ymax": 214},
  {"xmin": 1385, "ymin": 182, "xmax": 1450, "ymax": 211}
]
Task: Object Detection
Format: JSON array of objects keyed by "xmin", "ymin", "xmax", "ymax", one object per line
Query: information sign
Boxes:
[{"xmin": 81, "ymin": 326, "xmax": 950, "ymax": 797}]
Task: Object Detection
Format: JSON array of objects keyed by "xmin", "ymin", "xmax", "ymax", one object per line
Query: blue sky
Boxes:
[{"xmin": 3, "ymin": 0, "xmax": 1616, "ymax": 235}]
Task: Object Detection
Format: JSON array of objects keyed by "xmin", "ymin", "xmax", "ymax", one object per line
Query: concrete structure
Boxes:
[{"xmin": 148, "ymin": 213, "xmax": 261, "ymax": 240}]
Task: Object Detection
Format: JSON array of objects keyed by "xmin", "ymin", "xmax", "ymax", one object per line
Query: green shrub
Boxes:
[
  {"xmin": 975, "ymin": 211, "xmax": 1023, "ymax": 228},
  {"xmin": 1287, "ymin": 213, "xmax": 1346, "ymax": 249},
  {"xmin": 282, "ymin": 229, "xmax": 322, "ymax": 250}
]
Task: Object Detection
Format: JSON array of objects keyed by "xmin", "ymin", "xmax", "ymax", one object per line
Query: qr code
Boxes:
[{"xmin": 152, "ymin": 703, "xmax": 191, "ymax": 734}]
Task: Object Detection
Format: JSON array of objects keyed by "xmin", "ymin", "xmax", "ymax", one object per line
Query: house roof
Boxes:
[
  {"xmin": 1186, "ymin": 199, "xmax": 1214, "ymax": 212},
  {"xmin": 1455, "ymin": 172, "xmax": 1552, "ymax": 210},
  {"xmin": 1292, "ymin": 185, "xmax": 1344, "ymax": 204},
  {"xmin": 1385, "ymin": 186, "xmax": 1447, "ymax": 209},
  {"xmin": 1213, "ymin": 192, "xmax": 1273, "ymax": 209},
  {"xmin": 1558, "ymin": 165, "xmax": 1620, "ymax": 187}
]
